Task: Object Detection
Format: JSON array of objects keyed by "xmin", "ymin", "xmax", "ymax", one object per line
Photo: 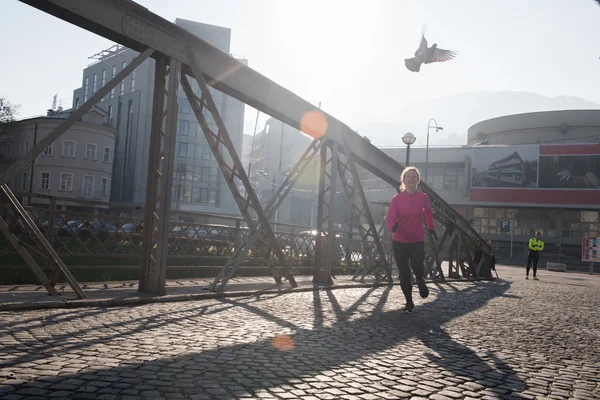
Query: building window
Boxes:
[
  {"xmin": 85, "ymin": 143, "xmax": 97, "ymax": 160},
  {"xmin": 40, "ymin": 172, "xmax": 50, "ymax": 190},
  {"xmin": 101, "ymin": 177, "xmax": 109, "ymax": 195},
  {"xmin": 82, "ymin": 175, "xmax": 94, "ymax": 198},
  {"xmin": 21, "ymin": 172, "xmax": 29, "ymax": 190},
  {"xmin": 180, "ymin": 120, "xmax": 189, "ymax": 135},
  {"xmin": 75, "ymin": 98, "xmax": 80, "ymax": 109},
  {"xmin": 9, "ymin": 142, "xmax": 19, "ymax": 159},
  {"xmin": 202, "ymin": 145, "xmax": 210, "ymax": 160},
  {"xmin": 92, "ymin": 73, "xmax": 97, "ymax": 93},
  {"xmin": 41, "ymin": 144, "xmax": 53, "ymax": 156},
  {"xmin": 84, "ymin": 76, "xmax": 89, "ymax": 102},
  {"xmin": 62, "ymin": 141, "xmax": 76, "ymax": 158},
  {"xmin": 180, "ymin": 99, "xmax": 191, "ymax": 114},
  {"xmin": 59, "ymin": 173, "xmax": 73, "ymax": 191},
  {"xmin": 131, "ymin": 69, "xmax": 136, "ymax": 92},
  {"xmin": 103, "ymin": 147, "xmax": 111, "ymax": 163},
  {"xmin": 110, "ymin": 65, "xmax": 116, "ymax": 99},
  {"xmin": 201, "ymin": 167, "xmax": 210, "ymax": 182},
  {"xmin": 107, "ymin": 105, "xmax": 113, "ymax": 127},
  {"xmin": 176, "ymin": 142, "xmax": 188, "ymax": 158},
  {"xmin": 120, "ymin": 61, "xmax": 127, "ymax": 95},
  {"xmin": 101, "ymin": 70, "xmax": 107, "ymax": 101}
]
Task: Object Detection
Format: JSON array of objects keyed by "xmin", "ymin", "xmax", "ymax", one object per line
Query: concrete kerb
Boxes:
[{"xmin": 0, "ymin": 276, "xmax": 497, "ymax": 312}]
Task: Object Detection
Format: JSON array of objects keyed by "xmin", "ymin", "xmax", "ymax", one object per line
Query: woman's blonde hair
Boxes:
[{"xmin": 399, "ymin": 166, "xmax": 421, "ymax": 191}]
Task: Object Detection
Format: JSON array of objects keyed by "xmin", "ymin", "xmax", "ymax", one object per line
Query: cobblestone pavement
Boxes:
[{"xmin": 0, "ymin": 272, "xmax": 598, "ymax": 399}]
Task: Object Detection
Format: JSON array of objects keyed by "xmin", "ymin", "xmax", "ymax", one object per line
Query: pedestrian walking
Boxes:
[{"xmin": 526, "ymin": 231, "xmax": 544, "ymax": 280}]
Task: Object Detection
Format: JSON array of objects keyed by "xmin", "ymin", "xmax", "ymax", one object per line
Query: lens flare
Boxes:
[
  {"xmin": 300, "ymin": 110, "xmax": 328, "ymax": 139},
  {"xmin": 272, "ymin": 334, "xmax": 295, "ymax": 351}
]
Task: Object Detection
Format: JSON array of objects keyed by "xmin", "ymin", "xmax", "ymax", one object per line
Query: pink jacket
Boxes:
[{"xmin": 386, "ymin": 190, "xmax": 434, "ymax": 243}]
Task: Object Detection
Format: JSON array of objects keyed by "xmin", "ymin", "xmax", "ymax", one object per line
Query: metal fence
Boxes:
[{"xmin": 0, "ymin": 192, "xmax": 394, "ymax": 274}]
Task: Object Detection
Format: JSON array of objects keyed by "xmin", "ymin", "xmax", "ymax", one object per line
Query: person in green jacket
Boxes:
[{"xmin": 526, "ymin": 231, "xmax": 544, "ymax": 280}]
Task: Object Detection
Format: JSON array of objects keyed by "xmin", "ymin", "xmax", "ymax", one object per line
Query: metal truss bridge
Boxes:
[{"xmin": 0, "ymin": 0, "xmax": 493, "ymax": 298}]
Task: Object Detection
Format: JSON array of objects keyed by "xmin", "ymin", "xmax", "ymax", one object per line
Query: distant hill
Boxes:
[{"xmin": 350, "ymin": 91, "xmax": 600, "ymax": 147}]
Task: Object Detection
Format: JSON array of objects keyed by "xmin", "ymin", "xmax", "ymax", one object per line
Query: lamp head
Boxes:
[{"xmin": 402, "ymin": 132, "xmax": 416, "ymax": 145}]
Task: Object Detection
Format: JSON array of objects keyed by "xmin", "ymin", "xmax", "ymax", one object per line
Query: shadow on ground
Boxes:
[{"xmin": 0, "ymin": 280, "xmax": 526, "ymax": 398}]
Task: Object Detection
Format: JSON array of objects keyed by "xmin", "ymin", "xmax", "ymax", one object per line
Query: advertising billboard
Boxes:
[
  {"xmin": 471, "ymin": 145, "xmax": 539, "ymax": 188},
  {"xmin": 469, "ymin": 144, "xmax": 600, "ymax": 204},
  {"xmin": 539, "ymin": 155, "xmax": 600, "ymax": 189},
  {"xmin": 582, "ymin": 236, "xmax": 600, "ymax": 262}
]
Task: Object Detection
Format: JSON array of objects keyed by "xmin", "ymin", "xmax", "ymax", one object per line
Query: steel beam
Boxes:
[{"xmin": 139, "ymin": 56, "xmax": 180, "ymax": 295}]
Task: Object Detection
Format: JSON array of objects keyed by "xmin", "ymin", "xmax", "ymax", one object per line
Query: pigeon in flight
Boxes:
[{"xmin": 404, "ymin": 35, "xmax": 458, "ymax": 72}]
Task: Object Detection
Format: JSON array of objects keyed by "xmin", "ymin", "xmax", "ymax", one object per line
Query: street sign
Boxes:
[
  {"xmin": 582, "ymin": 236, "xmax": 600, "ymax": 262},
  {"xmin": 500, "ymin": 220, "xmax": 511, "ymax": 233}
]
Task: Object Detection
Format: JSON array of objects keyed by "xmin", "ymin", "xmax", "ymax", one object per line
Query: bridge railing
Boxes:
[{"xmin": 0, "ymin": 192, "xmax": 387, "ymax": 273}]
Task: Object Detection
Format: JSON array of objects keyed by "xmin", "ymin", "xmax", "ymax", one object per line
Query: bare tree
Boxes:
[
  {"xmin": 0, "ymin": 95, "xmax": 20, "ymax": 124},
  {"xmin": 0, "ymin": 95, "xmax": 21, "ymax": 159}
]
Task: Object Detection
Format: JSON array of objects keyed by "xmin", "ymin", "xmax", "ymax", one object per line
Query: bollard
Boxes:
[{"xmin": 591, "ymin": 263, "xmax": 594, "ymax": 275}]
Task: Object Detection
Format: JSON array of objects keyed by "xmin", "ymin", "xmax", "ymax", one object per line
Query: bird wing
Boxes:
[
  {"xmin": 414, "ymin": 35, "xmax": 428, "ymax": 56},
  {"xmin": 425, "ymin": 47, "xmax": 458, "ymax": 63}
]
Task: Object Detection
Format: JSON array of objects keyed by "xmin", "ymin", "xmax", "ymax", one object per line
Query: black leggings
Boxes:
[
  {"xmin": 393, "ymin": 241, "xmax": 425, "ymax": 303},
  {"xmin": 526, "ymin": 251, "xmax": 539, "ymax": 276}
]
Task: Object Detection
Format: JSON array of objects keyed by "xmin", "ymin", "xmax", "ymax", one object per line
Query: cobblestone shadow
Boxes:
[{"xmin": 0, "ymin": 280, "xmax": 533, "ymax": 399}]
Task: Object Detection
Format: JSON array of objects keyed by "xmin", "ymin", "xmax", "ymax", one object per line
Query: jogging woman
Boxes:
[{"xmin": 386, "ymin": 166, "xmax": 437, "ymax": 313}]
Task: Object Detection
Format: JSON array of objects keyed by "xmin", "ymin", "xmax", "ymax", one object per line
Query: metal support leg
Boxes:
[
  {"xmin": 0, "ymin": 185, "xmax": 85, "ymax": 298},
  {"xmin": 139, "ymin": 56, "xmax": 180, "ymax": 296},
  {"xmin": 0, "ymin": 208, "xmax": 59, "ymax": 296},
  {"xmin": 313, "ymin": 140, "xmax": 333, "ymax": 285},
  {"xmin": 425, "ymin": 224, "xmax": 451, "ymax": 281},
  {"xmin": 447, "ymin": 232, "xmax": 459, "ymax": 278},
  {"xmin": 460, "ymin": 233, "xmax": 475, "ymax": 277},
  {"xmin": 455, "ymin": 234, "xmax": 462, "ymax": 278},
  {"xmin": 324, "ymin": 142, "xmax": 340, "ymax": 280},
  {"xmin": 182, "ymin": 49, "xmax": 298, "ymax": 291}
]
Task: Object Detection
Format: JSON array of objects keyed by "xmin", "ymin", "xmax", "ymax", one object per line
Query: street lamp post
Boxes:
[
  {"xmin": 402, "ymin": 132, "xmax": 416, "ymax": 166},
  {"xmin": 258, "ymin": 169, "xmax": 277, "ymax": 222},
  {"xmin": 425, "ymin": 119, "xmax": 443, "ymax": 183}
]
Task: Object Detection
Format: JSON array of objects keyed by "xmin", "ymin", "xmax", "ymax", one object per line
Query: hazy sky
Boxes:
[{"xmin": 2, "ymin": 0, "xmax": 599, "ymax": 136}]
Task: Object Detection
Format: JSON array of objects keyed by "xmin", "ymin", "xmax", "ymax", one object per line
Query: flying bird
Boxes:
[{"xmin": 404, "ymin": 35, "xmax": 458, "ymax": 72}]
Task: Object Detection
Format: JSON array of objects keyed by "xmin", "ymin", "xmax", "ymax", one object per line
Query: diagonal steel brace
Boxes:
[
  {"xmin": 335, "ymin": 145, "xmax": 391, "ymax": 282},
  {"xmin": 209, "ymin": 139, "xmax": 324, "ymax": 291},
  {"xmin": 182, "ymin": 49, "xmax": 299, "ymax": 290}
]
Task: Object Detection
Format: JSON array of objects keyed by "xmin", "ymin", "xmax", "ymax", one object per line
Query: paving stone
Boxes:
[{"xmin": 0, "ymin": 277, "xmax": 598, "ymax": 400}]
